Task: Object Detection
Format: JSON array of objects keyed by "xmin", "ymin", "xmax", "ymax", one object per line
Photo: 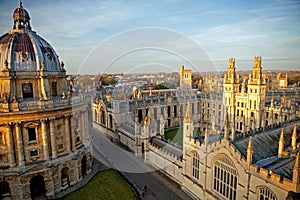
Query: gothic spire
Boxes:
[
  {"xmin": 247, "ymin": 136, "xmax": 253, "ymax": 166},
  {"xmin": 292, "ymin": 124, "xmax": 297, "ymax": 151},
  {"xmin": 278, "ymin": 128, "xmax": 285, "ymax": 158}
]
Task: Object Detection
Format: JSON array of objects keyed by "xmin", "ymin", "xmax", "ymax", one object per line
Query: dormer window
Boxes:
[
  {"xmin": 47, "ymin": 53, "xmax": 52, "ymax": 60},
  {"xmin": 22, "ymin": 52, "xmax": 28, "ymax": 61}
]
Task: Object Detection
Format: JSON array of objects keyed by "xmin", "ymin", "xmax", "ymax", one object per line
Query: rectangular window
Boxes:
[
  {"xmin": 52, "ymin": 82, "xmax": 57, "ymax": 96},
  {"xmin": 30, "ymin": 150, "xmax": 38, "ymax": 157},
  {"xmin": 58, "ymin": 143, "xmax": 64, "ymax": 151},
  {"xmin": 0, "ymin": 154, "xmax": 7, "ymax": 161},
  {"xmin": 28, "ymin": 128, "xmax": 36, "ymax": 141},
  {"xmin": 174, "ymin": 105, "xmax": 177, "ymax": 117},
  {"xmin": 22, "ymin": 83, "xmax": 33, "ymax": 98}
]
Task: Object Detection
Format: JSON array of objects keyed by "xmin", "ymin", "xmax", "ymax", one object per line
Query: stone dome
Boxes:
[{"xmin": 0, "ymin": 1, "xmax": 61, "ymax": 72}]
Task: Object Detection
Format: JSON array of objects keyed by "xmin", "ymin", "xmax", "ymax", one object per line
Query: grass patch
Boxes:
[
  {"xmin": 164, "ymin": 128, "xmax": 183, "ymax": 146},
  {"xmin": 60, "ymin": 169, "xmax": 136, "ymax": 200},
  {"xmin": 164, "ymin": 127, "xmax": 201, "ymax": 147}
]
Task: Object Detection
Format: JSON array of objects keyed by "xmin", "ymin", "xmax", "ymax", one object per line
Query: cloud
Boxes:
[{"xmin": 0, "ymin": 0, "xmax": 299, "ymax": 73}]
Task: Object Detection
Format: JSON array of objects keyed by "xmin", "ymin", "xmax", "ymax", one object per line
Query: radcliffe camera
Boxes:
[{"xmin": 0, "ymin": 1, "xmax": 299, "ymax": 200}]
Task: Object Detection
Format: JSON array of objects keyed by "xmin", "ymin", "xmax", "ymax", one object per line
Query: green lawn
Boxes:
[
  {"xmin": 164, "ymin": 127, "xmax": 201, "ymax": 147},
  {"xmin": 164, "ymin": 128, "xmax": 183, "ymax": 146},
  {"xmin": 61, "ymin": 169, "xmax": 136, "ymax": 200}
]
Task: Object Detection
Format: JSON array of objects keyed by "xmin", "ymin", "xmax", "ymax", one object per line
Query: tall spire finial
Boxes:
[
  {"xmin": 18, "ymin": 1, "xmax": 23, "ymax": 8},
  {"xmin": 247, "ymin": 136, "xmax": 253, "ymax": 166},
  {"xmin": 205, "ymin": 123, "xmax": 209, "ymax": 146},
  {"xmin": 293, "ymin": 153, "xmax": 300, "ymax": 184},
  {"xmin": 292, "ymin": 125, "xmax": 297, "ymax": 151},
  {"xmin": 278, "ymin": 128, "xmax": 285, "ymax": 158},
  {"xmin": 224, "ymin": 110, "xmax": 229, "ymax": 139}
]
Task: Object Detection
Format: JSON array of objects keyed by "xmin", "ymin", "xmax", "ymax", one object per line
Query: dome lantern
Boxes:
[{"xmin": 13, "ymin": 1, "xmax": 31, "ymax": 30}]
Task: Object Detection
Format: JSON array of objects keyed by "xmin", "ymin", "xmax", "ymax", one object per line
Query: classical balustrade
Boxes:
[{"xmin": 0, "ymin": 94, "xmax": 89, "ymax": 112}]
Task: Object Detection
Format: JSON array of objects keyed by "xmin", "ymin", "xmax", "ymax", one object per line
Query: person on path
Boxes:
[{"xmin": 141, "ymin": 189, "xmax": 145, "ymax": 197}]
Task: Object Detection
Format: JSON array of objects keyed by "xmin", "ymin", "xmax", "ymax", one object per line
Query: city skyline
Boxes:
[{"xmin": 0, "ymin": 0, "xmax": 299, "ymax": 74}]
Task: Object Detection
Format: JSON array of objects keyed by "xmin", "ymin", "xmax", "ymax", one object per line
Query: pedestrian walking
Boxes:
[
  {"xmin": 141, "ymin": 189, "xmax": 145, "ymax": 197},
  {"xmin": 144, "ymin": 185, "xmax": 147, "ymax": 192}
]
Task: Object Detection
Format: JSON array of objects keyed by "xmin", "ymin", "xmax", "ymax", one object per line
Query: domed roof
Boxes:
[{"xmin": 0, "ymin": 1, "xmax": 61, "ymax": 72}]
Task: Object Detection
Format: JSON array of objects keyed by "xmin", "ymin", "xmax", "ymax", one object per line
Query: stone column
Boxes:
[
  {"xmin": 80, "ymin": 111, "xmax": 85, "ymax": 142},
  {"xmin": 49, "ymin": 118, "xmax": 57, "ymax": 159},
  {"xmin": 70, "ymin": 115, "xmax": 76, "ymax": 151},
  {"xmin": 7, "ymin": 123, "xmax": 16, "ymax": 166},
  {"xmin": 64, "ymin": 115, "xmax": 71, "ymax": 152},
  {"xmin": 85, "ymin": 111, "xmax": 89, "ymax": 138},
  {"xmin": 15, "ymin": 123, "xmax": 25, "ymax": 166},
  {"xmin": 41, "ymin": 119, "xmax": 49, "ymax": 160}
]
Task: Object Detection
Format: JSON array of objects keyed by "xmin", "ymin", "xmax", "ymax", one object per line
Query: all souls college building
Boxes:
[
  {"xmin": 94, "ymin": 58, "xmax": 300, "ymax": 198},
  {"xmin": 0, "ymin": 2, "xmax": 92, "ymax": 199}
]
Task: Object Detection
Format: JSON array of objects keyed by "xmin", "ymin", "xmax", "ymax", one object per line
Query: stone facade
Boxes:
[
  {"xmin": 180, "ymin": 105, "xmax": 300, "ymax": 200},
  {"xmin": 223, "ymin": 56, "xmax": 299, "ymax": 138},
  {"xmin": 0, "ymin": 2, "xmax": 92, "ymax": 199},
  {"xmin": 93, "ymin": 58, "xmax": 300, "ymax": 200}
]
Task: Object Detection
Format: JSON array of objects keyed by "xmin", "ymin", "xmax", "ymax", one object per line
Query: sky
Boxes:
[{"xmin": 0, "ymin": 0, "xmax": 299, "ymax": 74}]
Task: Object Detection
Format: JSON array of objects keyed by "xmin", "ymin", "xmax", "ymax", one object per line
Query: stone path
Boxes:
[{"xmin": 91, "ymin": 127, "xmax": 192, "ymax": 200}]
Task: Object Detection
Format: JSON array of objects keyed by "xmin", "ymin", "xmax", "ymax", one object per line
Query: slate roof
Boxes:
[
  {"xmin": 150, "ymin": 137, "xmax": 183, "ymax": 158},
  {"xmin": 233, "ymin": 123, "xmax": 299, "ymax": 180}
]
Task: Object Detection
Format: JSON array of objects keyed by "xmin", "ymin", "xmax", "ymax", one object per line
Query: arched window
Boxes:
[
  {"xmin": 101, "ymin": 109, "xmax": 106, "ymax": 125},
  {"xmin": 109, "ymin": 114, "xmax": 113, "ymax": 129},
  {"xmin": 0, "ymin": 181, "xmax": 10, "ymax": 199},
  {"xmin": 192, "ymin": 151, "xmax": 199, "ymax": 179},
  {"xmin": 174, "ymin": 105, "xmax": 177, "ymax": 117},
  {"xmin": 213, "ymin": 155, "xmax": 237, "ymax": 200},
  {"xmin": 258, "ymin": 187, "xmax": 276, "ymax": 200},
  {"xmin": 61, "ymin": 167, "xmax": 69, "ymax": 187},
  {"xmin": 138, "ymin": 109, "xmax": 143, "ymax": 123}
]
